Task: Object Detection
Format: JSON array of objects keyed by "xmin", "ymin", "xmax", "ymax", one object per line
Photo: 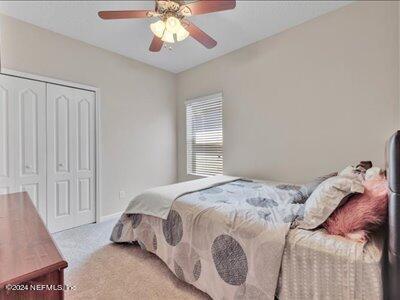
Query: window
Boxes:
[{"xmin": 186, "ymin": 93, "xmax": 223, "ymax": 176}]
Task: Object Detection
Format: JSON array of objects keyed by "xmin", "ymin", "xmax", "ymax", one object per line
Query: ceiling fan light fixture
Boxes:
[
  {"xmin": 165, "ymin": 16, "xmax": 181, "ymax": 34},
  {"xmin": 176, "ymin": 25, "xmax": 189, "ymax": 42},
  {"xmin": 161, "ymin": 30, "xmax": 175, "ymax": 43},
  {"xmin": 150, "ymin": 20, "xmax": 165, "ymax": 38}
]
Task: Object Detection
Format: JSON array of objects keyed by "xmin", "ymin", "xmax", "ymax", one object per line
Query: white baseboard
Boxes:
[{"xmin": 99, "ymin": 211, "xmax": 123, "ymax": 223}]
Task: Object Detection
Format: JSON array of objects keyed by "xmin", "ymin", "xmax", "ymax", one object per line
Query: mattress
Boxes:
[{"xmin": 278, "ymin": 228, "xmax": 383, "ymax": 300}]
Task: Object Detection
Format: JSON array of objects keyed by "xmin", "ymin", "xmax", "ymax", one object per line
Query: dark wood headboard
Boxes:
[{"xmin": 386, "ymin": 131, "xmax": 400, "ymax": 299}]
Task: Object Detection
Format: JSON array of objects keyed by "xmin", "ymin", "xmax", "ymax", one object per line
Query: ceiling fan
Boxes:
[{"xmin": 98, "ymin": 0, "xmax": 236, "ymax": 52}]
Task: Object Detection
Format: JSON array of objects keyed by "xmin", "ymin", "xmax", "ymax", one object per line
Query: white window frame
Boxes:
[{"xmin": 186, "ymin": 92, "xmax": 223, "ymax": 177}]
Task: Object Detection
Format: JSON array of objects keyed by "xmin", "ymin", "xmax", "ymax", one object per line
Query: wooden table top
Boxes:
[{"xmin": 0, "ymin": 192, "xmax": 68, "ymax": 288}]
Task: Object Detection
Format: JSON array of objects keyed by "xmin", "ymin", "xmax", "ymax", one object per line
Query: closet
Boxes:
[{"xmin": 0, "ymin": 73, "xmax": 96, "ymax": 232}]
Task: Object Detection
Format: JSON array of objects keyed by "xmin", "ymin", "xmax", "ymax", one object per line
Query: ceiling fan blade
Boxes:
[
  {"xmin": 182, "ymin": 0, "xmax": 236, "ymax": 16},
  {"xmin": 149, "ymin": 36, "xmax": 164, "ymax": 52},
  {"xmin": 98, "ymin": 10, "xmax": 151, "ymax": 20},
  {"xmin": 186, "ymin": 22, "xmax": 217, "ymax": 49}
]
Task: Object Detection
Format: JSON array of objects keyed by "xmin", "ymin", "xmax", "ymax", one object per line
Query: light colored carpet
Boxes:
[{"xmin": 53, "ymin": 218, "xmax": 209, "ymax": 300}]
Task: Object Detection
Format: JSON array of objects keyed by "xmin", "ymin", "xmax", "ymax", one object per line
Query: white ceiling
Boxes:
[{"xmin": 0, "ymin": 1, "xmax": 350, "ymax": 73}]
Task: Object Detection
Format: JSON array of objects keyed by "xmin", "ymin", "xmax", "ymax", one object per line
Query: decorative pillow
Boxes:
[
  {"xmin": 322, "ymin": 175, "xmax": 388, "ymax": 242},
  {"xmin": 298, "ymin": 176, "xmax": 364, "ymax": 230},
  {"xmin": 299, "ymin": 172, "xmax": 338, "ymax": 201},
  {"xmin": 274, "ymin": 172, "xmax": 337, "ymax": 204},
  {"xmin": 365, "ymin": 167, "xmax": 383, "ymax": 180},
  {"xmin": 339, "ymin": 166, "xmax": 360, "ymax": 178},
  {"xmin": 339, "ymin": 161, "xmax": 373, "ymax": 180}
]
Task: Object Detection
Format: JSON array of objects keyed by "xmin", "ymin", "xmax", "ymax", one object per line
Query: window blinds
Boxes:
[{"xmin": 186, "ymin": 93, "xmax": 223, "ymax": 176}]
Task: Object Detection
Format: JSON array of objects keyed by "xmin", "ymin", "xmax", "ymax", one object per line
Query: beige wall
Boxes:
[
  {"xmin": 0, "ymin": 14, "xmax": 177, "ymax": 217},
  {"xmin": 177, "ymin": 1, "xmax": 399, "ymax": 183}
]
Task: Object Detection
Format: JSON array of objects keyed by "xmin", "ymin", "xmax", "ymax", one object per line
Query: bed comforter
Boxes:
[
  {"xmin": 111, "ymin": 179, "xmax": 304, "ymax": 299},
  {"xmin": 124, "ymin": 175, "xmax": 240, "ymax": 219}
]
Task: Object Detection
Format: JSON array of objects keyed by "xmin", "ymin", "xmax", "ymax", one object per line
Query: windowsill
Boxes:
[
  {"xmin": 187, "ymin": 173, "xmax": 222, "ymax": 178},
  {"xmin": 187, "ymin": 173, "xmax": 208, "ymax": 178}
]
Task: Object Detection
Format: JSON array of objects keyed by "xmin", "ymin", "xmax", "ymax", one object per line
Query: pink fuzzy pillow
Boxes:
[{"xmin": 322, "ymin": 175, "xmax": 388, "ymax": 242}]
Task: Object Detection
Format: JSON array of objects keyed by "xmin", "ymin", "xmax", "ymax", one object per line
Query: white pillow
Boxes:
[
  {"xmin": 339, "ymin": 165, "xmax": 356, "ymax": 177},
  {"xmin": 339, "ymin": 165, "xmax": 363, "ymax": 180},
  {"xmin": 365, "ymin": 167, "xmax": 382, "ymax": 180},
  {"xmin": 299, "ymin": 176, "xmax": 364, "ymax": 230}
]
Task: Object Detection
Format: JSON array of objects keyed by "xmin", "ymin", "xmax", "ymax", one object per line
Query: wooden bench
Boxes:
[{"xmin": 0, "ymin": 192, "xmax": 68, "ymax": 299}]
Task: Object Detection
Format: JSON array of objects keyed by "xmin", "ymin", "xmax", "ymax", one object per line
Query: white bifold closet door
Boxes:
[
  {"xmin": 47, "ymin": 84, "xmax": 95, "ymax": 232},
  {"xmin": 0, "ymin": 75, "xmax": 47, "ymax": 220}
]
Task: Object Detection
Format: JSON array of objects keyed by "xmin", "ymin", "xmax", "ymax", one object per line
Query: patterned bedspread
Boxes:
[{"xmin": 111, "ymin": 180, "xmax": 304, "ymax": 299}]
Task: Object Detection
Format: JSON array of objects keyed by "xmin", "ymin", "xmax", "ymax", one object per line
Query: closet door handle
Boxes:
[
  {"xmin": 25, "ymin": 165, "xmax": 32, "ymax": 169},
  {"xmin": 58, "ymin": 163, "xmax": 64, "ymax": 167}
]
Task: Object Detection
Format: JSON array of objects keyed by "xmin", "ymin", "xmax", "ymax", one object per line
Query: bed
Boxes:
[
  {"xmin": 112, "ymin": 179, "xmax": 304, "ymax": 299},
  {"xmin": 110, "ymin": 131, "xmax": 400, "ymax": 300},
  {"xmin": 278, "ymin": 228, "xmax": 383, "ymax": 299}
]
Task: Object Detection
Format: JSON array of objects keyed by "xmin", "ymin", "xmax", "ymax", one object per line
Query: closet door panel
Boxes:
[
  {"xmin": 75, "ymin": 89, "xmax": 95, "ymax": 227},
  {"xmin": 56, "ymin": 180, "xmax": 70, "ymax": 216},
  {"xmin": 78, "ymin": 178, "xmax": 90, "ymax": 212},
  {"xmin": 0, "ymin": 86, "xmax": 9, "ymax": 178},
  {"xmin": 19, "ymin": 89, "xmax": 39, "ymax": 176},
  {"xmin": 0, "ymin": 75, "xmax": 46, "ymax": 220},
  {"xmin": 55, "ymin": 96, "xmax": 70, "ymax": 173},
  {"xmin": 47, "ymin": 84, "xmax": 95, "ymax": 232},
  {"xmin": 47, "ymin": 86, "xmax": 75, "ymax": 232},
  {"xmin": 0, "ymin": 80, "xmax": 13, "ymax": 194},
  {"xmin": 78, "ymin": 99, "xmax": 90, "ymax": 171},
  {"xmin": 14, "ymin": 78, "xmax": 46, "ymax": 221}
]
